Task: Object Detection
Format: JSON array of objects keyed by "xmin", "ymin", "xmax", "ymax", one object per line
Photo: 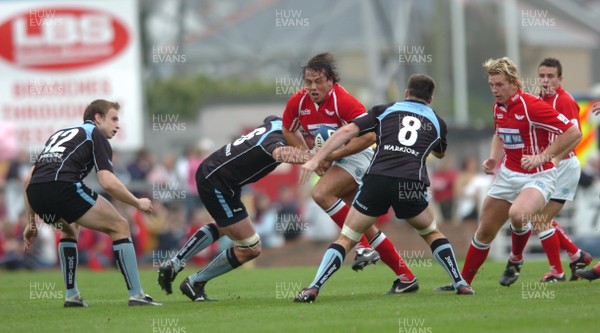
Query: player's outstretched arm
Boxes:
[
  {"xmin": 325, "ymin": 132, "xmax": 376, "ymax": 162},
  {"xmin": 97, "ymin": 170, "xmax": 153, "ymax": 214},
  {"xmin": 272, "ymin": 146, "xmax": 312, "ymax": 165},
  {"xmin": 299, "ymin": 123, "xmax": 360, "ymax": 184},
  {"xmin": 283, "ymin": 127, "xmax": 309, "ymax": 150}
]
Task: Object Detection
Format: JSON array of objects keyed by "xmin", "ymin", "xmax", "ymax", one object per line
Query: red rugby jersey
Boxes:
[
  {"xmin": 494, "ymin": 90, "xmax": 574, "ymax": 173},
  {"xmin": 282, "ymin": 83, "xmax": 366, "ymax": 138},
  {"xmin": 541, "ymin": 86, "xmax": 580, "ymax": 159}
]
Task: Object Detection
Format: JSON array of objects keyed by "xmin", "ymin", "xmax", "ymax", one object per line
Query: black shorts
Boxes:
[
  {"xmin": 353, "ymin": 174, "xmax": 428, "ymax": 219},
  {"xmin": 196, "ymin": 177, "xmax": 248, "ymax": 227},
  {"xmin": 26, "ymin": 181, "xmax": 98, "ymax": 224}
]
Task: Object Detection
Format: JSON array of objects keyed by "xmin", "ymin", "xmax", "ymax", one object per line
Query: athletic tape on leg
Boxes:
[
  {"xmin": 417, "ymin": 220, "xmax": 437, "ymax": 236},
  {"xmin": 233, "ymin": 233, "xmax": 261, "ymax": 250},
  {"xmin": 341, "ymin": 225, "xmax": 363, "ymax": 242}
]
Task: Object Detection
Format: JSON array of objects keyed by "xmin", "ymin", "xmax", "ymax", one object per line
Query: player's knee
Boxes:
[
  {"xmin": 311, "ymin": 185, "xmax": 331, "ymax": 207},
  {"xmin": 233, "ymin": 233, "xmax": 262, "ymax": 260},
  {"xmin": 109, "ymin": 216, "xmax": 130, "ymax": 236},
  {"xmin": 60, "ymin": 223, "xmax": 79, "ymax": 239},
  {"xmin": 508, "ymin": 209, "xmax": 527, "ymax": 225}
]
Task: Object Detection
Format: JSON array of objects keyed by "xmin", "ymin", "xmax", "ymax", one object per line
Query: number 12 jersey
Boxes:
[{"xmin": 31, "ymin": 120, "xmax": 114, "ymax": 184}]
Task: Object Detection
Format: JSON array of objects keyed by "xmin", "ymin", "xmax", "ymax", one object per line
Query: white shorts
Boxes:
[
  {"xmin": 333, "ymin": 147, "xmax": 374, "ymax": 186},
  {"xmin": 552, "ymin": 156, "xmax": 580, "ymax": 201},
  {"xmin": 487, "ymin": 164, "xmax": 556, "ymax": 203}
]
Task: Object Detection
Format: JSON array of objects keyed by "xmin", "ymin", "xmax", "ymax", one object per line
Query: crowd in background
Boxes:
[{"xmin": 1, "ymin": 141, "xmax": 599, "ymax": 270}]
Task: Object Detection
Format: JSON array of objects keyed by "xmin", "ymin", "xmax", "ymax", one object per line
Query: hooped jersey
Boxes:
[
  {"xmin": 494, "ymin": 90, "xmax": 573, "ymax": 173},
  {"xmin": 31, "ymin": 120, "xmax": 114, "ymax": 184},
  {"xmin": 541, "ymin": 86, "xmax": 580, "ymax": 159},
  {"xmin": 198, "ymin": 119, "xmax": 287, "ymax": 195},
  {"xmin": 282, "ymin": 83, "xmax": 366, "ymax": 139},
  {"xmin": 352, "ymin": 100, "xmax": 447, "ymax": 186}
]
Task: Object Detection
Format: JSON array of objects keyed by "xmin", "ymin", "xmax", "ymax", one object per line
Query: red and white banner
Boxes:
[{"xmin": 0, "ymin": 0, "xmax": 143, "ymax": 152}]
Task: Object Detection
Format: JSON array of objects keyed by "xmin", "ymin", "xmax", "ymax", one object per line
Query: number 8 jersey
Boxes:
[
  {"xmin": 31, "ymin": 120, "xmax": 114, "ymax": 183},
  {"xmin": 352, "ymin": 100, "xmax": 447, "ymax": 186}
]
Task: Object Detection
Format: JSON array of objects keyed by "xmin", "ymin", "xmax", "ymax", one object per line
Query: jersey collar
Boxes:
[
  {"xmin": 497, "ymin": 90, "xmax": 522, "ymax": 109},
  {"xmin": 541, "ymin": 85, "xmax": 563, "ymax": 99}
]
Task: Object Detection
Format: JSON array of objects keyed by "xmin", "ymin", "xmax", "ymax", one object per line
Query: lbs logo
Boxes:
[{"xmin": 0, "ymin": 7, "xmax": 129, "ymax": 70}]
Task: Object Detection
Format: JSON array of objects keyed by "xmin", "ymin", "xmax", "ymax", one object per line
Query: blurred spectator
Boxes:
[
  {"xmin": 148, "ymin": 152, "xmax": 180, "ymax": 185},
  {"xmin": 298, "ymin": 181, "xmax": 338, "ymax": 243},
  {"xmin": 454, "ymin": 156, "xmax": 493, "ymax": 223},
  {"xmin": 179, "ymin": 139, "xmax": 214, "ymax": 219},
  {"xmin": 275, "ymin": 184, "xmax": 302, "ymax": 241},
  {"xmin": 155, "ymin": 204, "xmax": 188, "ymax": 254},
  {"xmin": 78, "ymin": 226, "xmax": 112, "ymax": 271},
  {"xmin": 4, "ymin": 151, "xmax": 30, "ymax": 224},
  {"xmin": 253, "ymin": 192, "xmax": 284, "ymax": 248},
  {"xmin": 430, "ymin": 155, "xmax": 458, "ymax": 222},
  {"xmin": 127, "ymin": 149, "xmax": 154, "ymax": 181},
  {"xmin": 112, "ymin": 150, "xmax": 132, "ymax": 186}
]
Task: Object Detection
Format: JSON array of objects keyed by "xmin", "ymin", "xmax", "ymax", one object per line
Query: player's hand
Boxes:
[
  {"xmin": 592, "ymin": 102, "xmax": 600, "ymax": 116},
  {"xmin": 315, "ymin": 160, "xmax": 332, "ymax": 176},
  {"xmin": 482, "ymin": 158, "xmax": 497, "ymax": 175},
  {"xmin": 299, "ymin": 159, "xmax": 319, "ymax": 184},
  {"xmin": 137, "ymin": 198, "xmax": 153, "ymax": 214},
  {"xmin": 521, "ymin": 154, "xmax": 546, "ymax": 171},
  {"xmin": 551, "ymin": 156, "xmax": 561, "ymax": 168},
  {"xmin": 23, "ymin": 223, "xmax": 38, "ymax": 253}
]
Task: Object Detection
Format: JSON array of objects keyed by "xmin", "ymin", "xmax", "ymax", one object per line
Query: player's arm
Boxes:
[
  {"xmin": 282, "ymin": 127, "xmax": 309, "ymax": 150},
  {"xmin": 97, "ymin": 170, "xmax": 152, "ymax": 213},
  {"xmin": 431, "ymin": 115, "xmax": 448, "ymax": 159},
  {"xmin": 324, "ymin": 132, "xmax": 376, "ymax": 162},
  {"xmin": 523, "ymin": 124, "xmax": 581, "ymax": 171},
  {"xmin": 272, "ymin": 146, "xmax": 312, "ymax": 164},
  {"xmin": 299, "ymin": 123, "xmax": 360, "ymax": 184},
  {"xmin": 431, "ymin": 150, "xmax": 444, "ymax": 159},
  {"xmin": 22, "ymin": 166, "xmax": 37, "ymax": 253},
  {"xmin": 482, "ymin": 134, "xmax": 505, "ymax": 174}
]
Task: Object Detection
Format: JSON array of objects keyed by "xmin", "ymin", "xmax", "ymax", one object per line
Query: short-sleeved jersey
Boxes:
[
  {"xmin": 494, "ymin": 90, "xmax": 573, "ymax": 173},
  {"xmin": 352, "ymin": 100, "xmax": 447, "ymax": 186},
  {"xmin": 199, "ymin": 119, "xmax": 287, "ymax": 195},
  {"xmin": 31, "ymin": 120, "xmax": 114, "ymax": 184},
  {"xmin": 541, "ymin": 86, "xmax": 580, "ymax": 159},
  {"xmin": 282, "ymin": 83, "xmax": 366, "ymax": 138}
]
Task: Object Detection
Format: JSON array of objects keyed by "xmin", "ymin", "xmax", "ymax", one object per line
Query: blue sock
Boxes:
[
  {"xmin": 190, "ymin": 247, "xmax": 242, "ymax": 284},
  {"xmin": 113, "ymin": 238, "xmax": 143, "ymax": 297},
  {"xmin": 172, "ymin": 224, "xmax": 219, "ymax": 271},
  {"xmin": 309, "ymin": 243, "xmax": 345, "ymax": 290},
  {"xmin": 431, "ymin": 238, "xmax": 467, "ymax": 288},
  {"xmin": 58, "ymin": 239, "xmax": 79, "ymax": 298}
]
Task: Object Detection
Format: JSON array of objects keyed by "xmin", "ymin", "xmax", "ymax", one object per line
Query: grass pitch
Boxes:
[{"xmin": 1, "ymin": 260, "xmax": 598, "ymax": 333}]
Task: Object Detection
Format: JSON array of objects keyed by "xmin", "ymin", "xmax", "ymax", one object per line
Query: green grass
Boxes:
[{"xmin": 1, "ymin": 260, "xmax": 598, "ymax": 333}]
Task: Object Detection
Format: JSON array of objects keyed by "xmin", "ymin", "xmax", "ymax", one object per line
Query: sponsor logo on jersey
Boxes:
[
  {"xmin": 498, "ymin": 127, "xmax": 524, "ymax": 148},
  {"xmin": 557, "ymin": 113, "xmax": 569, "ymax": 124},
  {"xmin": 515, "ymin": 114, "xmax": 525, "ymax": 120},
  {"xmin": 324, "ymin": 108, "xmax": 335, "ymax": 116},
  {"xmin": 496, "ymin": 113, "xmax": 504, "ymax": 119},
  {"xmin": 300, "ymin": 109, "xmax": 311, "ymax": 116},
  {"xmin": 383, "ymin": 144, "xmax": 420, "ymax": 156},
  {"xmin": 233, "ymin": 208, "xmax": 243, "ymax": 212}
]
